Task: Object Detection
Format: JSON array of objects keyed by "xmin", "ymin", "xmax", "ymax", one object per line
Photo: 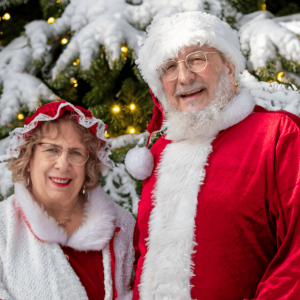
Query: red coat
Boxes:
[{"xmin": 133, "ymin": 101, "xmax": 300, "ymax": 299}]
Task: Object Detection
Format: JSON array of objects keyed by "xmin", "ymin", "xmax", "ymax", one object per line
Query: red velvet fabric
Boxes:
[
  {"xmin": 133, "ymin": 107, "xmax": 300, "ymax": 299},
  {"xmin": 61, "ymin": 246, "xmax": 105, "ymax": 300},
  {"xmin": 146, "ymin": 89, "xmax": 164, "ymax": 146}
]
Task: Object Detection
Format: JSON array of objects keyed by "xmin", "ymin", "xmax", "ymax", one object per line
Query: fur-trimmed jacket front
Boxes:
[{"xmin": 0, "ymin": 182, "xmax": 135, "ymax": 300}]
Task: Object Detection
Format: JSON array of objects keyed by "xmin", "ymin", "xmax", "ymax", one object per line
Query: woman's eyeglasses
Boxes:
[{"xmin": 39, "ymin": 143, "xmax": 91, "ymax": 165}]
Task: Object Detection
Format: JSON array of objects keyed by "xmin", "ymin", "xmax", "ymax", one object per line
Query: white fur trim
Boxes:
[
  {"xmin": 139, "ymin": 90, "xmax": 255, "ymax": 299},
  {"xmin": 136, "ymin": 8, "xmax": 245, "ymax": 103},
  {"xmin": 67, "ymin": 187, "xmax": 117, "ymax": 251},
  {"xmin": 125, "ymin": 146, "xmax": 154, "ymax": 180},
  {"xmin": 15, "ymin": 182, "xmax": 68, "ymax": 244},
  {"xmin": 217, "ymin": 88, "xmax": 256, "ymax": 131},
  {"xmin": 15, "ymin": 182, "xmax": 117, "ymax": 251},
  {"xmin": 140, "ymin": 137, "xmax": 214, "ymax": 300},
  {"xmin": 103, "ymin": 244, "xmax": 113, "ymax": 300}
]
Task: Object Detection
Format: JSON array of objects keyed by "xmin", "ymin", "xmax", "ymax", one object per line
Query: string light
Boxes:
[
  {"xmin": 61, "ymin": 38, "xmax": 68, "ymax": 45},
  {"xmin": 277, "ymin": 72, "xmax": 284, "ymax": 82},
  {"xmin": 56, "ymin": 0, "xmax": 61, "ymax": 3},
  {"xmin": 261, "ymin": 0, "xmax": 266, "ymax": 10},
  {"xmin": 3, "ymin": 13, "xmax": 10, "ymax": 20},
  {"xmin": 70, "ymin": 78, "xmax": 77, "ymax": 84},
  {"xmin": 105, "ymin": 131, "xmax": 109, "ymax": 138},
  {"xmin": 130, "ymin": 104, "xmax": 136, "ymax": 110},
  {"xmin": 17, "ymin": 113, "xmax": 24, "ymax": 120},
  {"xmin": 112, "ymin": 105, "xmax": 120, "ymax": 113},
  {"xmin": 70, "ymin": 78, "xmax": 78, "ymax": 87},
  {"xmin": 73, "ymin": 58, "xmax": 80, "ymax": 66},
  {"xmin": 127, "ymin": 126, "xmax": 135, "ymax": 134},
  {"xmin": 47, "ymin": 17, "xmax": 55, "ymax": 24},
  {"xmin": 121, "ymin": 46, "xmax": 128, "ymax": 53}
]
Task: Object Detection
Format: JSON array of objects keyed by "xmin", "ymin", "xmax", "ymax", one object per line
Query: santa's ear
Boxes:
[{"xmin": 225, "ymin": 61, "xmax": 236, "ymax": 86}]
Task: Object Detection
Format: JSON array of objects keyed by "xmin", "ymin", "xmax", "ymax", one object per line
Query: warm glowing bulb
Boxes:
[
  {"xmin": 112, "ymin": 105, "xmax": 120, "ymax": 113},
  {"xmin": 56, "ymin": 0, "xmax": 61, "ymax": 2},
  {"xmin": 3, "ymin": 13, "xmax": 10, "ymax": 20},
  {"xmin": 130, "ymin": 104, "xmax": 135, "ymax": 110},
  {"xmin": 70, "ymin": 78, "xmax": 77, "ymax": 84},
  {"xmin": 128, "ymin": 127, "xmax": 135, "ymax": 134},
  {"xmin": 47, "ymin": 17, "xmax": 55, "ymax": 24},
  {"xmin": 105, "ymin": 131, "xmax": 109, "ymax": 138},
  {"xmin": 261, "ymin": 4, "xmax": 266, "ymax": 10},
  {"xmin": 121, "ymin": 46, "xmax": 128, "ymax": 53},
  {"xmin": 74, "ymin": 83, "xmax": 78, "ymax": 87},
  {"xmin": 73, "ymin": 58, "xmax": 80, "ymax": 66},
  {"xmin": 17, "ymin": 113, "xmax": 24, "ymax": 120},
  {"xmin": 277, "ymin": 72, "xmax": 284, "ymax": 82},
  {"xmin": 61, "ymin": 38, "xmax": 68, "ymax": 45}
]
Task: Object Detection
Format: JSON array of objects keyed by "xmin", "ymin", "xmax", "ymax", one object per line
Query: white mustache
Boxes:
[{"xmin": 174, "ymin": 81, "xmax": 208, "ymax": 98}]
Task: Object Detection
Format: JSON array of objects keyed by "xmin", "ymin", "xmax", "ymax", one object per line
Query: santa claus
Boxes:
[{"xmin": 124, "ymin": 6, "xmax": 300, "ymax": 300}]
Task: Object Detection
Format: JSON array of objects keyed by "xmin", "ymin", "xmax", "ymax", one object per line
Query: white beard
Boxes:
[{"xmin": 161, "ymin": 70, "xmax": 236, "ymax": 142}]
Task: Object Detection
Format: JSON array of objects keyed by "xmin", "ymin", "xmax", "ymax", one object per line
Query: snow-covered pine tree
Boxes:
[{"xmin": 0, "ymin": 0, "xmax": 300, "ymax": 215}]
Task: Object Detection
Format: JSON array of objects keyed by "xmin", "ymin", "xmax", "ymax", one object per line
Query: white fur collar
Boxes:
[
  {"xmin": 139, "ymin": 89, "xmax": 255, "ymax": 299},
  {"xmin": 14, "ymin": 182, "xmax": 117, "ymax": 251},
  {"xmin": 164, "ymin": 88, "xmax": 256, "ymax": 141},
  {"xmin": 216, "ymin": 88, "xmax": 256, "ymax": 132}
]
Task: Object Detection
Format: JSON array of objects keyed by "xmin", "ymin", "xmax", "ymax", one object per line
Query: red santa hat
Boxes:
[{"xmin": 1, "ymin": 101, "xmax": 114, "ymax": 169}]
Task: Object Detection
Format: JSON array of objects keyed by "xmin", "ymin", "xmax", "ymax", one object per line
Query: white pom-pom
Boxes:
[{"xmin": 125, "ymin": 146, "xmax": 154, "ymax": 180}]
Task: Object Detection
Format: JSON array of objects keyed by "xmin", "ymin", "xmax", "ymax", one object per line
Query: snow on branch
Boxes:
[
  {"xmin": 103, "ymin": 163, "xmax": 140, "ymax": 215},
  {"xmin": 127, "ymin": 0, "xmax": 222, "ymax": 29},
  {"xmin": 0, "ymin": 136, "xmax": 12, "ymax": 197},
  {"xmin": 0, "ymin": 37, "xmax": 58, "ymax": 125},
  {"xmin": 239, "ymin": 70, "xmax": 300, "ymax": 115},
  {"xmin": 52, "ymin": 6, "xmax": 146, "ymax": 78},
  {"xmin": 239, "ymin": 12, "xmax": 300, "ymax": 71},
  {"xmin": 111, "ymin": 132, "xmax": 148, "ymax": 149}
]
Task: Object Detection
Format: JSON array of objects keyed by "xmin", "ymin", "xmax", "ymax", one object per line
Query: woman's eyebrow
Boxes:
[{"xmin": 42, "ymin": 142, "xmax": 84, "ymax": 150}]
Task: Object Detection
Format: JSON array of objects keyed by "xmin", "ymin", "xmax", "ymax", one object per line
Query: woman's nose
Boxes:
[{"xmin": 55, "ymin": 151, "xmax": 71, "ymax": 171}]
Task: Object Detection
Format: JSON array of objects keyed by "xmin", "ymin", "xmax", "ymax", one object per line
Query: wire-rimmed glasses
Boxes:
[
  {"xmin": 39, "ymin": 143, "xmax": 91, "ymax": 165},
  {"xmin": 156, "ymin": 51, "xmax": 218, "ymax": 81}
]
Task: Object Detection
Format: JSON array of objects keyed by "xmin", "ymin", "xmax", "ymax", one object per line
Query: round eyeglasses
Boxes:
[
  {"xmin": 39, "ymin": 143, "xmax": 91, "ymax": 165},
  {"xmin": 156, "ymin": 51, "xmax": 218, "ymax": 81}
]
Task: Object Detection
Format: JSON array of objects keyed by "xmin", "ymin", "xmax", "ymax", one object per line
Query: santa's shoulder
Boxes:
[{"xmin": 249, "ymin": 105, "xmax": 300, "ymax": 133}]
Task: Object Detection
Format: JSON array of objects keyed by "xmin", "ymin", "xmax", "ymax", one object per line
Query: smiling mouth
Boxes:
[
  {"xmin": 181, "ymin": 88, "xmax": 204, "ymax": 98},
  {"xmin": 50, "ymin": 177, "xmax": 72, "ymax": 184}
]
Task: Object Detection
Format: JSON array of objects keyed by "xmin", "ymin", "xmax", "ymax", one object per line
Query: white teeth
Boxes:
[
  {"xmin": 51, "ymin": 178, "xmax": 70, "ymax": 184},
  {"xmin": 182, "ymin": 89, "xmax": 203, "ymax": 97}
]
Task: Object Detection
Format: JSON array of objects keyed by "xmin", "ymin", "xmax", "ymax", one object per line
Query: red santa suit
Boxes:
[{"xmin": 132, "ymin": 89, "xmax": 300, "ymax": 300}]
